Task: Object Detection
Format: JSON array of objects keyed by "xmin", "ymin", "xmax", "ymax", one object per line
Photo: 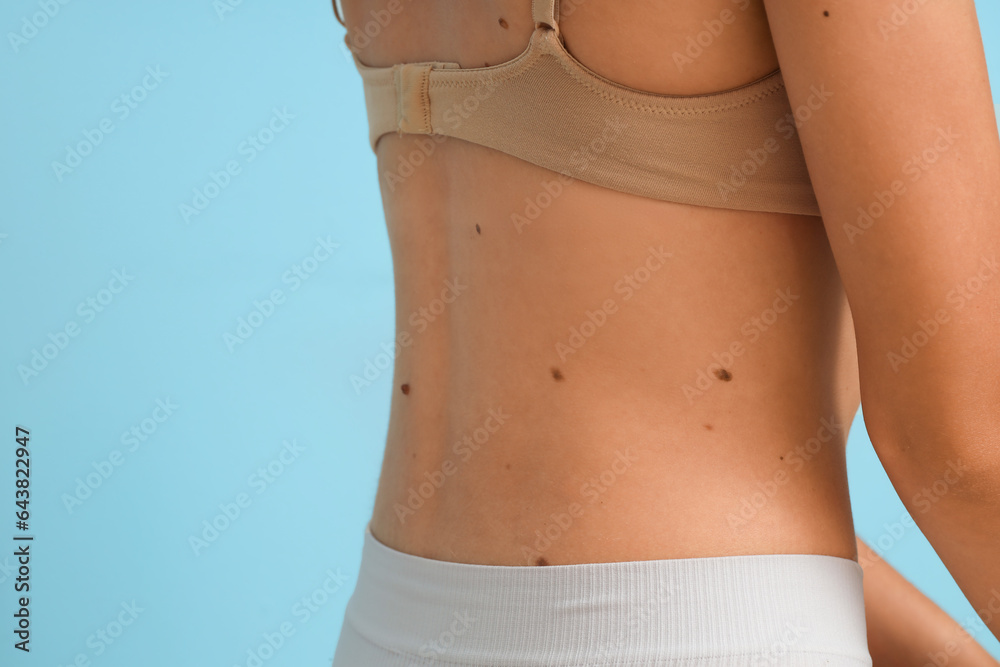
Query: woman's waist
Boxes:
[{"xmin": 370, "ymin": 413, "xmax": 859, "ymax": 566}]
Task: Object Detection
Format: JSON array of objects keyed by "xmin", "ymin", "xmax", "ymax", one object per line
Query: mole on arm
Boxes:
[
  {"xmin": 401, "ymin": 383, "xmax": 410, "ymax": 395},
  {"xmin": 551, "ymin": 367, "xmax": 564, "ymax": 381},
  {"xmin": 823, "ymin": 10, "xmax": 830, "ymax": 16},
  {"xmin": 535, "ymin": 556, "xmax": 549, "ymax": 566},
  {"xmin": 714, "ymin": 368, "xmax": 733, "ymax": 382},
  {"xmin": 476, "ymin": 223, "xmax": 481, "ymax": 234},
  {"xmin": 499, "ymin": 17, "xmax": 509, "ymax": 29}
]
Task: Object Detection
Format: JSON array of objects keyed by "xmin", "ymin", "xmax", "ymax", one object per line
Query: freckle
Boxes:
[
  {"xmin": 499, "ymin": 17, "xmax": 509, "ymax": 29},
  {"xmin": 780, "ymin": 455, "xmax": 784, "ymax": 460},
  {"xmin": 475, "ymin": 223, "xmax": 481, "ymax": 234},
  {"xmin": 714, "ymin": 368, "xmax": 733, "ymax": 382},
  {"xmin": 551, "ymin": 367, "xmax": 564, "ymax": 381},
  {"xmin": 536, "ymin": 556, "xmax": 548, "ymax": 566},
  {"xmin": 703, "ymin": 424, "xmax": 713, "ymax": 431},
  {"xmin": 401, "ymin": 383, "xmax": 410, "ymax": 395}
]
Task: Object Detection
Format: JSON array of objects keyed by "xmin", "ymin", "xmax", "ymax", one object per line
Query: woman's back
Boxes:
[{"xmin": 342, "ymin": 0, "xmax": 863, "ymax": 567}]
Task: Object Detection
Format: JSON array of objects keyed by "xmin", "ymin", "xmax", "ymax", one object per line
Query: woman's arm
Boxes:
[
  {"xmin": 761, "ymin": 0, "xmax": 1000, "ymax": 637},
  {"xmin": 858, "ymin": 537, "xmax": 998, "ymax": 666}
]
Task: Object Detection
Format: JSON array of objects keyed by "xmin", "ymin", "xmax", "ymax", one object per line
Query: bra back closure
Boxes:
[{"xmin": 532, "ymin": 0, "xmax": 560, "ymax": 35}]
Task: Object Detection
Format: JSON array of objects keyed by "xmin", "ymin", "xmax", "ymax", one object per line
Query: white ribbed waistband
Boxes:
[{"xmin": 335, "ymin": 522, "xmax": 872, "ymax": 666}]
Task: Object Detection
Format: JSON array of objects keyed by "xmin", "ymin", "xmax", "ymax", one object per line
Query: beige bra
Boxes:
[{"xmin": 336, "ymin": 0, "xmax": 820, "ymax": 217}]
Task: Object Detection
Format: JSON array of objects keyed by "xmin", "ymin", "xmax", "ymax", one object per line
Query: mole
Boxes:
[
  {"xmin": 476, "ymin": 223, "xmax": 481, "ymax": 234},
  {"xmin": 505, "ymin": 463, "xmax": 511, "ymax": 470},
  {"xmin": 499, "ymin": 17, "xmax": 509, "ymax": 29},
  {"xmin": 551, "ymin": 367, "xmax": 564, "ymax": 381},
  {"xmin": 536, "ymin": 556, "xmax": 549, "ymax": 566},
  {"xmin": 703, "ymin": 424, "xmax": 713, "ymax": 431},
  {"xmin": 823, "ymin": 10, "xmax": 830, "ymax": 16},
  {"xmin": 714, "ymin": 368, "xmax": 733, "ymax": 382},
  {"xmin": 401, "ymin": 383, "xmax": 410, "ymax": 395},
  {"xmin": 780, "ymin": 455, "xmax": 784, "ymax": 461}
]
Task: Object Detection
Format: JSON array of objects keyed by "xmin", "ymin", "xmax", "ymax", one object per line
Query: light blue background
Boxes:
[{"xmin": 1, "ymin": 1, "xmax": 998, "ymax": 665}]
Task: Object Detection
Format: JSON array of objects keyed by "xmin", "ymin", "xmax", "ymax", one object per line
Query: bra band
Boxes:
[{"xmin": 344, "ymin": 6, "xmax": 821, "ymax": 217}]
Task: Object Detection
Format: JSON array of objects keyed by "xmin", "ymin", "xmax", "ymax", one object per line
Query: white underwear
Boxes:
[{"xmin": 331, "ymin": 522, "xmax": 872, "ymax": 666}]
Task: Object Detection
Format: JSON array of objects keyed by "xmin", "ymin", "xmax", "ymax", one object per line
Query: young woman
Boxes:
[{"xmin": 330, "ymin": 0, "xmax": 1000, "ymax": 664}]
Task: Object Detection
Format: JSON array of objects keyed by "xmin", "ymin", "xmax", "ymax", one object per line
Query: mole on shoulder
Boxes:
[
  {"xmin": 535, "ymin": 556, "xmax": 549, "ymax": 566},
  {"xmin": 714, "ymin": 368, "xmax": 733, "ymax": 382},
  {"xmin": 823, "ymin": 10, "xmax": 830, "ymax": 16},
  {"xmin": 475, "ymin": 223, "xmax": 481, "ymax": 234},
  {"xmin": 499, "ymin": 17, "xmax": 509, "ymax": 29},
  {"xmin": 551, "ymin": 367, "xmax": 564, "ymax": 381},
  {"xmin": 401, "ymin": 383, "xmax": 410, "ymax": 395}
]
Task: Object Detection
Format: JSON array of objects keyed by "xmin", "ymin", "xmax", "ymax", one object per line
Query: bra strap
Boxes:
[{"xmin": 531, "ymin": 0, "xmax": 560, "ymax": 33}]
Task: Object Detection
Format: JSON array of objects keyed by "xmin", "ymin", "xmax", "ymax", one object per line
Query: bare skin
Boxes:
[
  {"xmin": 343, "ymin": 0, "xmax": 860, "ymax": 568},
  {"xmin": 339, "ymin": 0, "xmax": 1000, "ymax": 644},
  {"xmin": 858, "ymin": 538, "xmax": 999, "ymax": 666}
]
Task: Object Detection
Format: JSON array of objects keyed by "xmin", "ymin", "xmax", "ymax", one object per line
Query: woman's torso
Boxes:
[{"xmin": 342, "ymin": 0, "xmax": 862, "ymax": 566}]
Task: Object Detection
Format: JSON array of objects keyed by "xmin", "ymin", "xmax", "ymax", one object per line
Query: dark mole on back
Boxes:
[
  {"xmin": 823, "ymin": 10, "xmax": 830, "ymax": 16},
  {"xmin": 401, "ymin": 383, "xmax": 410, "ymax": 395},
  {"xmin": 499, "ymin": 17, "xmax": 509, "ymax": 29},
  {"xmin": 475, "ymin": 223, "xmax": 481, "ymax": 234},
  {"xmin": 536, "ymin": 556, "xmax": 549, "ymax": 566},
  {"xmin": 714, "ymin": 368, "xmax": 733, "ymax": 382},
  {"xmin": 551, "ymin": 367, "xmax": 564, "ymax": 381}
]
